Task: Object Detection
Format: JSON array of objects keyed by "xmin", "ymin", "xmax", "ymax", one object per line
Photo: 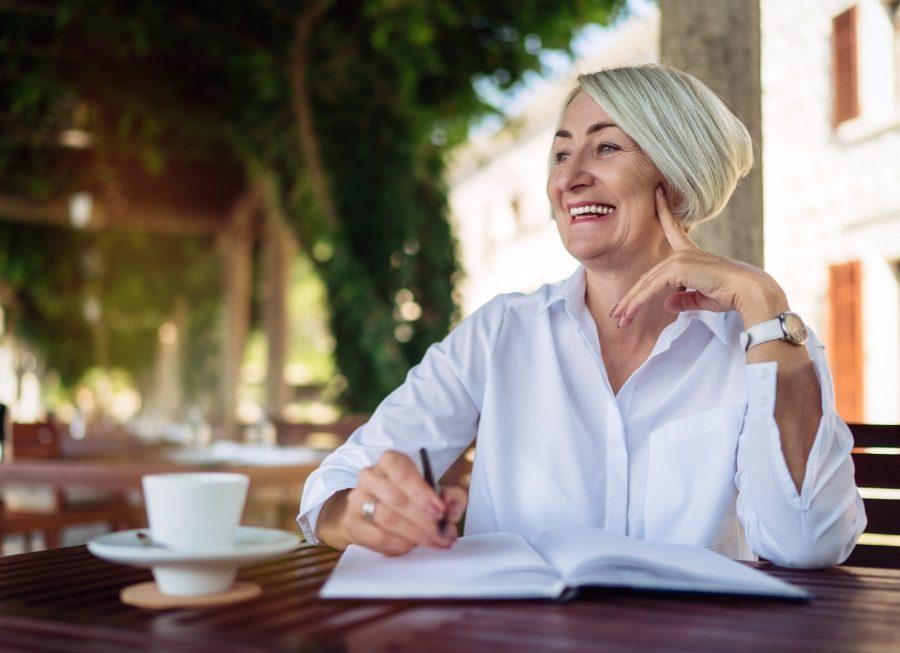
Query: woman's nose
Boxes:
[{"xmin": 555, "ymin": 152, "xmax": 594, "ymax": 194}]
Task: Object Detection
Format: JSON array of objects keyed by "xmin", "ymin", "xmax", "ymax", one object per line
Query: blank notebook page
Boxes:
[{"xmin": 320, "ymin": 532, "xmax": 562, "ymax": 599}]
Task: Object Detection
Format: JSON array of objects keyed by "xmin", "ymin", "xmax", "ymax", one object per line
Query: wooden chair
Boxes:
[
  {"xmin": 843, "ymin": 423, "xmax": 900, "ymax": 568},
  {"xmin": 1, "ymin": 422, "xmax": 136, "ymax": 551}
]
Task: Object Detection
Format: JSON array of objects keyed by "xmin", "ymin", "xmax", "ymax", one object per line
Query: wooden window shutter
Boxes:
[
  {"xmin": 828, "ymin": 261, "xmax": 864, "ymax": 421},
  {"xmin": 832, "ymin": 5, "xmax": 860, "ymax": 126}
]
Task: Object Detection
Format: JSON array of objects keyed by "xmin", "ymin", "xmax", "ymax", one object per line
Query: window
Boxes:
[
  {"xmin": 833, "ymin": 5, "xmax": 860, "ymax": 126},
  {"xmin": 828, "ymin": 260, "xmax": 864, "ymax": 421}
]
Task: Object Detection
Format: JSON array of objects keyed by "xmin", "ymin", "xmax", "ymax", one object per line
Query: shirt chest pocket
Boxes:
[{"xmin": 643, "ymin": 403, "xmax": 746, "ymax": 549}]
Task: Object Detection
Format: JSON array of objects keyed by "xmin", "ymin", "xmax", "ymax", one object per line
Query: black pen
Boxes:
[{"xmin": 419, "ymin": 448, "xmax": 447, "ymax": 532}]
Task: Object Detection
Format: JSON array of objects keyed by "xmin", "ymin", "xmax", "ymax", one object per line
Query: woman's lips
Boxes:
[{"xmin": 570, "ymin": 208, "xmax": 616, "ymax": 223}]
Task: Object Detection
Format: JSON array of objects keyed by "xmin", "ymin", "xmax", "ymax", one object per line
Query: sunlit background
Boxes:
[{"xmin": 0, "ymin": 0, "xmax": 897, "ymax": 558}]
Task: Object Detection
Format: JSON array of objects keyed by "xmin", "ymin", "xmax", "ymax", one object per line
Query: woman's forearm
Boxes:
[
  {"xmin": 740, "ymin": 284, "xmax": 822, "ymax": 493},
  {"xmin": 746, "ymin": 341, "xmax": 822, "ymax": 492}
]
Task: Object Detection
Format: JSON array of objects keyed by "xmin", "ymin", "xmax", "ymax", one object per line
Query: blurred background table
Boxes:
[
  {"xmin": 0, "ymin": 419, "xmax": 327, "ymax": 552},
  {"xmin": 0, "ymin": 458, "xmax": 320, "ymax": 551},
  {"xmin": 0, "ymin": 542, "xmax": 897, "ymax": 653}
]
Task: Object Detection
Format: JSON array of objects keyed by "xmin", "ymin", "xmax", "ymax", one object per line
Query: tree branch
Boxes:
[{"xmin": 289, "ymin": 0, "xmax": 339, "ymax": 230}]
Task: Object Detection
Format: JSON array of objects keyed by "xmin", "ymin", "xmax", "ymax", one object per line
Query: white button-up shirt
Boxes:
[{"xmin": 298, "ymin": 266, "xmax": 866, "ymax": 567}]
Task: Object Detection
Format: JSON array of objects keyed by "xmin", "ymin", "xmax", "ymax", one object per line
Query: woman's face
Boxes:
[{"xmin": 547, "ymin": 91, "xmax": 667, "ymax": 265}]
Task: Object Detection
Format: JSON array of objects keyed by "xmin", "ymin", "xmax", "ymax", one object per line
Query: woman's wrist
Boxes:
[
  {"xmin": 315, "ymin": 489, "xmax": 352, "ymax": 550},
  {"xmin": 736, "ymin": 274, "xmax": 790, "ymax": 330}
]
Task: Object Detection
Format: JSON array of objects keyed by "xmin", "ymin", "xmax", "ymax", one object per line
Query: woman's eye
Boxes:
[
  {"xmin": 597, "ymin": 143, "xmax": 619, "ymax": 155},
  {"xmin": 554, "ymin": 151, "xmax": 569, "ymax": 163}
]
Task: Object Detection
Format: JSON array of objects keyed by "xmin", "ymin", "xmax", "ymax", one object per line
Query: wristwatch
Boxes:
[{"xmin": 739, "ymin": 310, "xmax": 808, "ymax": 352}]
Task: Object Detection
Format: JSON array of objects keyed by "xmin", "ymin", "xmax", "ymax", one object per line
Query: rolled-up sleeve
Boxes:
[
  {"xmin": 297, "ymin": 294, "xmax": 507, "ymax": 544},
  {"xmin": 735, "ymin": 328, "xmax": 867, "ymax": 568}
]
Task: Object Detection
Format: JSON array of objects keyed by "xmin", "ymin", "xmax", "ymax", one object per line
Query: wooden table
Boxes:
[{"xmin": 0, "ymin": 542, "xmax": 897, "ymax": 653}]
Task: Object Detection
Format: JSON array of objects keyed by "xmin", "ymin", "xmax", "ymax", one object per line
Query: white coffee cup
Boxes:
[{"xmin": 142, "ymin": 472, "xmax": 250, "ymax": 596}]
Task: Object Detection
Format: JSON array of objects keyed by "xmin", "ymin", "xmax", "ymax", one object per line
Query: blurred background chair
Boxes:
[
  {"xmin": 843, "ymin": 423, "xmax": 900, "ymax": 568},
  {"xmin": 273, "ymin": 415, "xmax": 369, "ymax": 451},
  {"xmin": 1, "ymin": 421, "xmax": 137, "ymax": 552}
]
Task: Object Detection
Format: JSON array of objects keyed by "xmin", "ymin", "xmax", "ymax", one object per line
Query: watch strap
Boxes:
[{"xmin": 739, "ymin": 316, "xmax": 786, "ymax": 352}]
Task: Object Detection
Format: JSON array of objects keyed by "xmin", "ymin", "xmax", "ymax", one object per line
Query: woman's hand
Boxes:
[
  {"xmin": 610, "ymin": 186, "xmax": 788, "ymax": 329},
  {"xmin": 333, "ymin": 451, "xmax": 468, "ymax": 556}
]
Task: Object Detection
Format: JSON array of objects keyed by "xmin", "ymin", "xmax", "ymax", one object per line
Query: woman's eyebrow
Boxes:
[{"xmin": 553, "ymin": 122, "xmax": 619, "ymax": 139}]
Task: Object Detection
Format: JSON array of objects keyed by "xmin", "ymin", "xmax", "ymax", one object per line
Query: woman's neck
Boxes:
[{"xmin": 582, "ymin": 240, "xmax": 679, "ymax": 349}]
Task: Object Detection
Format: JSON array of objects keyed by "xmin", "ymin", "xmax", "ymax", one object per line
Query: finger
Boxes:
[
  {"xmin": 609, "ymin": 258, "xmax": 670, "ymax": 320},
  {"xmin": 350, "ymin": 488, "xmax": 453, "ymax": 549},
  {"xmin": 360, "ymin": 468, "xmax": 451, "ymax": 545},
  {"xmin": 611, "ymin": 258, "xmax": 675, "ymax": 325},
  {"xmin": 360, "ymin": 466, "xmax": 442, "ymax": 521},
  {"xmin": 377, "ymin": 451, "xmax": 446, "ymax": 514},
  {"xmin": 440, "ymin": 522, "xmax": 460, "ymax": 540},
  {"xmin": 662, "ymin": 290, "xmax": 730, "ymax": 313},
  {"xmin": 441, "ymin": 486, "xmax": 468, "ymax": 523},
  {"xmin": 372, "ymin": 500, "xmax": 454, "ymax": 549},
  {"xmin": 656, "ymin": 186, "xmax": 696, "ymax": 251},
  {"xmin": 617, "ymin": 262, "xmax": 685, "ymax": 328},
  {"xmin": 347, "ymin": 514, "xmax": 416, "ymax": 557}
]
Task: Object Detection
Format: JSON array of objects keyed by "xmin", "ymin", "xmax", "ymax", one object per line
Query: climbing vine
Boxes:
[{"xmin": 0, "ymin": 0, "xmax": 625, "ymax": 411}]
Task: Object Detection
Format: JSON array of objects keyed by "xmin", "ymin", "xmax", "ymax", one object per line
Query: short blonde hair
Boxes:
[{"xmin": 554, "ymin": 65, "xmax": 754, "ymax": 228}]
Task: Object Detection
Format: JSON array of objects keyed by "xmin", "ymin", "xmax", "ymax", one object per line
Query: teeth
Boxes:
[{"xmin": 569, "ymin": 204, "xmax": 615, "ymax": 217}]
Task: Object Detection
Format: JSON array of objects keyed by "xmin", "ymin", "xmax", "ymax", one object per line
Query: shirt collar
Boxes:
[
  {"xmin": 536, "ymin": 266, "xmax": 586, "ymax": 320},
  {"xmin": 536, "ymin": 265, "xmax": 731, "ymax": 347},
  {"xmin": 666, "ymin": 305, "xmax": 731, "ymax": 349}
]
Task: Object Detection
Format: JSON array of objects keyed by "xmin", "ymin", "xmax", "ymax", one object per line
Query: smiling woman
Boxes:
[{"xmin": 299, "ymin": 64, "xmax": 866, "ymax": 570}]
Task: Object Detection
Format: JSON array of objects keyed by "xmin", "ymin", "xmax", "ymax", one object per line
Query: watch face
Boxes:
[{"xmin": 782, "ymin": 313, "xmax": 808, "ymax": 344}]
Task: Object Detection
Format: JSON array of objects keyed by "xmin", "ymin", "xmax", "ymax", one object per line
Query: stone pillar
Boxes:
[
  {"xmin": 218, "ymin": 189, "xmax": 258, "ymax": 440},
  {"xmin": 262, "ymin": 207, "xmax": 295, "ymax": 419},
  {"xmin": 660, "ymin": 0, "xmax": 764, "ymax": 268}
]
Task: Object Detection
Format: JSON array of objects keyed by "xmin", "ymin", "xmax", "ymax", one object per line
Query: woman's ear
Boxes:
[{"xmin": 662, "ymin": 182, "xmax": 686, "ymax": 210}]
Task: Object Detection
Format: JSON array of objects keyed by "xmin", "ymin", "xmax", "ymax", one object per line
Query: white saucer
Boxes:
[
  {"xmin": 88, "ymin": 527, "xmax": 299, "ymax": 597},
  {"xmin": 88, "ymin": 526, "xmax": 299, "ymax": 566}
]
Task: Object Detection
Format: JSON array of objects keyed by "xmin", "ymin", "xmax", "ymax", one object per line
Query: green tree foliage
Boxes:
[{"xmin": 0, "ymin": 0, "xmax": 625, "ymax": 411}]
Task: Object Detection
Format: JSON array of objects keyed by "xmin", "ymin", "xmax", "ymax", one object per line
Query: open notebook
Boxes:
[{"xmin": 320, "ymin": 524, "xmax": 810, "ymax": 601}]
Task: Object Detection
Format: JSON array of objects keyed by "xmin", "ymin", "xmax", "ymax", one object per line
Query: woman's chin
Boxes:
[{"xmin": 564, "ymin": 241, "xmax": 617, "ymax": 262}]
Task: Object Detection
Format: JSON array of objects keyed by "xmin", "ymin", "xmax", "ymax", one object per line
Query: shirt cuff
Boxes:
[
  {"xmin": 296, "ymin": 472, "xmax": 359, "ymax": 545},
  {"xmin": 746, "ymin": 361, "xmax": 778, "ymax": 416},
  {"xmin": 297, "ymin": 503, "xmax": 326, "ymax": 545}
]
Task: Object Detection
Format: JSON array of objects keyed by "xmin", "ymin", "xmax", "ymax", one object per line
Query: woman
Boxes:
[{"xmin": 298, "ymin": 65, "xmax": 866, "ymax": 568}]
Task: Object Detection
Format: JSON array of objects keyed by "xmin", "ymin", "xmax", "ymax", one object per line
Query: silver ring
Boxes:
[{"xmin": 361, "ymin": 499, "xmax": 377, "ymax": 521}]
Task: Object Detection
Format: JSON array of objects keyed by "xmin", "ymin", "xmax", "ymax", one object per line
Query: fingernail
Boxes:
[{"xmin": 608, "ymin": 302, "xmax": 619, "ymax": 318}]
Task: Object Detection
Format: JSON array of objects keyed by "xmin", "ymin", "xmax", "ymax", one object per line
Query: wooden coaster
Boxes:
[{"xmin": 120, "ymin": 581, "xmax": 262, "ymax": 610}]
